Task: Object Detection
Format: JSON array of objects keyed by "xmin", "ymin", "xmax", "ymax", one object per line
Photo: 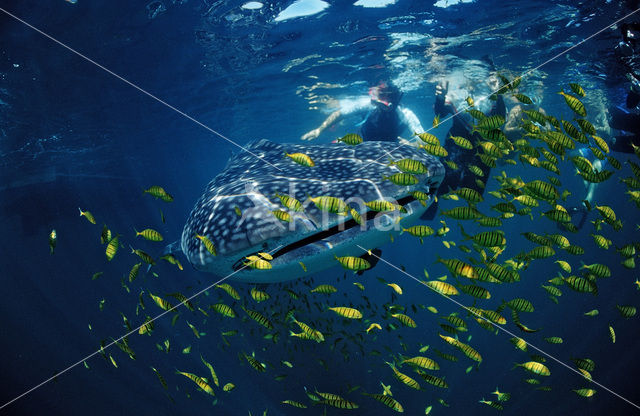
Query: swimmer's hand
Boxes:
[
  {"xmin": 301, "ymin": 129, "xmax": 321, "ymax": 141},
  {"xmin": 435, "ymin": 80, "xmax": 449, "ymax": 98}
]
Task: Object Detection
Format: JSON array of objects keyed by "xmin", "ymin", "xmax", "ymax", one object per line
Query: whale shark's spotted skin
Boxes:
[{"xmin": 182, "ymin": 139, "xmax": 444, "ymax": 278}]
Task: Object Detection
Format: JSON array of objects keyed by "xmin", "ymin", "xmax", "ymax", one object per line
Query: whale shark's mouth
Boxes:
[{"xmin": 231, "ymin": 190, "xmax": 434, "ymax": 271}]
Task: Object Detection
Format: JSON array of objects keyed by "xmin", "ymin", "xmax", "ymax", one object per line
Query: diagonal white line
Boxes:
[
  {"xmin": 356, "ymin": 244, "xmax": 640, "ymax": 410},
  {"xmin": 0, "ymin": 245, "xmax": 282, "ymax": 411},
  {"xmin": 0, "ymin": 7, "xmax": 284, "ymax": 172},
  {"xmin": 354, "ymin": 7, "xmax": 640, "ymax": 173}
]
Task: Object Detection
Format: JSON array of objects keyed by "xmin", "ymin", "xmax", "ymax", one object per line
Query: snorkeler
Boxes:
[
  {"xmin": 420, "ymin": 73, "xmax": 507, "ymax": 220},
  {"xmin": 610, "ymin": 21, "xmax": 640, "ymax": 153},
  {"xmin": 434, "ymin": 79, "xmax": 506, "ymax": 195},
  {"xmin": 300, "ymin": 81, "xmax": 425, "ymax": 143}
]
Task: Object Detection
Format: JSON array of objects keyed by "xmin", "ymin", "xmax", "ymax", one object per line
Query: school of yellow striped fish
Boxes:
[{"xmin": 61, "ymin": 78, "xmax": 640, "ymax": 414}]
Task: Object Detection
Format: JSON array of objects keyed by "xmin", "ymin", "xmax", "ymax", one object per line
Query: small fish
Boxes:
[
  {"xmin": 281, "ymin": 400, "xmax": 307, "ymax": 408},
  {"xmin": 573, "ymin": 388, "xmax": 596, "ymax": 398},
  {"xmin": 186, "ymin": 321, "xmax": 200, "ymax": 338},
  {"xmin": 366, "ymin": 323, "xmax": 382, "ymax": 333},
  {"xmin": 420, "ymin": 143, "xmax": 448, "ymax": 157},
  {"xmin": 309, "ymin": 195, "xmax": 348, "ymax": 215},
  {"xmin": 130, "ymin": 246, "xmax": 155, "ymax": 265},
  {"xmin": 479, "ymin": 399, "xmax": 503, "ymax": 410},
  {"xmin": 328, "ymin": 306, "xmax": 362, "ymax": 319},
  {"xmin": 449, "ymin": 136, "xmax": 473, "ymax": 150},
  {"xmin": 144, "ymin": 185, "xmax": 173, "ymax": 202},
  {"xmin": 513, "ymin": 93, "xmax": 533, "ymax": 104},
  {"xmin": 105, "ymin": 235, "xmax": 120, "ymax": 261},
  {"xmin": 48, "ymin": 229, "xmax": 57, "ymax": 254},
  {"xmin": 159, "ymin": 254, "xmax": 183, "ymax": 270},
  {"xmin": 558, "ymin": 90, "xmax": 587, "ymax": 117},
  {"xmin": 100, "ymin": 225, "xmax": 112, "ymax": 245},
  {"xmin": 274, "ymin": 192, "xmax": 304, "ymax": 212},
  {"xmin": 150, "ymin": 367, "xmax": 167, "ymax": 389},
  {"xmin": 285, "ymin": 152, "xmax": 315, "ymax": 167},
  {"xmin": 609, "ymin": 325, "xmax": 616, "ymax": 343},
  {"xmin": 78, "ymin": 208, "xmax": 96, "ymax": 224},
  {"xmin": 432, "ymin": 114, "xmax": 440, "ymax": 128},
  {"xmin": 569, "ymin": 82, "xmax": 586, "ymax": 97},
  {"xmin": 388, "ymin": 158, "xmax": 428, "ymax": 174},
  {"xmin": 465, "ymin": 96, "xmax": 474, "ymax": 107},
  {"xmin": 513, "ymin": 361, "xmax": 550, "ymax": 376},
  {"xmin": 391, "ymin": 313, "xmax": 417, "ymax": 328},
  {"xmin": 414, "ymin": 132, "xmax": 440, "ymax": 145},
  {"xmin": 402, "ymin": 356, "xmax": 439, "ymax": 370},
  {"xmin": 243, "ymin": 352, "xmax": 267, "ymax": 372},
  {"xmin": 425, "ymin": 280, "xmax": 459, "ymax": 296},
  {"xmin": 138, "ymin": 316, "xmax": 154, "ymax": 335},
  {"xmin": 257, "ymin": 252, "xmax": 273, "ymax": 261},
  {"xmin": 194, "ymin": 234, "xmax": 217, "ymax": 256},
  {"xmin": 216, "ymin": 283, "xmax": 240, "ymax": 300},
  {"xmin": 176, "ymin": 370, "xmax": 215, "ymax": 395},
  {"xmin": 135, "ymin": 228, "xmax": 163, "ymax": 242},
  {"xmin": 210, "ymin": 303, "xmax": 236, "ymax": 318},
  {"xmin": 386, "ymin": 361, "xmax": 420, "ymax": 390},
  {"xmin": 310, "ymin": 284, "xmax": 337, "ymax": 294},
  {"xmin": 334, "ymin": 255, "xmax": 371, "ymax": 271},
  {"xmin": 250, "ymin": 287, "xmax": 270, "ymax": 302},
  {"xmin": 387, "ymin": 283, "xmax": 402, "ymax": 295},
  {"xmin": 149, "ymin": 292, "xmax": 174, "ymax": 311},
  {"xmin": 616, "ymin": 305, "xmax": 636, "ymax": 319},
  {"xmin": 337, "ymin": 133, "xmax": 363, "ymax": 146},
  {"xmin": 492, "ymin": 388, "xmax": 511, "ymax": 402},
  {"xmin": 290, "ymin": 317, "xmax": 324, "ymax": 342},
  {"xmin": 365, "ymin": 199, "xmax": 404, "ymax": 212},
  {"xmin": 591, "ymin": 234, "xmax": 612, "ymax": 250}
]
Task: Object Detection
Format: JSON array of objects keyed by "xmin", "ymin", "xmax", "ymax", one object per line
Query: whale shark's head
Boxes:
[{"xmin": 182, "ymin": 139, "xmax": 444, "ymax": 283}]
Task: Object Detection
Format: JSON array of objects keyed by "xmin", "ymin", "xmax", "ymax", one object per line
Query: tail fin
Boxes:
[
  {"xmin": 163, "ymin": 240, "xmax": 183, "ymax": 257},
  {"xmin": 459, "ymin": 224, "xmax": 471, "ymax": 240},
  {"xmin": 155, "ymin": 240, "xmax": 185, "ymax": 274}
]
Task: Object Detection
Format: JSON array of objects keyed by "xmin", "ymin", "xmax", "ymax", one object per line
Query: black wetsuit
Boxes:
[
  {"xmin": 421, "ymin": 94, "xmax": 506, "ymax": 220},
  {"xmin": 360, "ymin": 107, "xmax": 403, "ymax": 142},
  {"xmin": 610, "ymin": 23, "xmax": 640, "ymax": 152}
]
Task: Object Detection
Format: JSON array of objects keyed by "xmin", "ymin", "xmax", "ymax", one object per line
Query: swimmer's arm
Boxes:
[
  {"xmin": 399, "ymin": 107, "xmax": 425, "ymax": 139},
  {"xmin": 301, "ymin": 110, "xmax": 342, "ymax": 141}
]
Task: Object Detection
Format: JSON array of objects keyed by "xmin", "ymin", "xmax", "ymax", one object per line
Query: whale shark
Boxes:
[{"xmin": 181, "ymin": 139, "xmax": 444, "ymax": 283}]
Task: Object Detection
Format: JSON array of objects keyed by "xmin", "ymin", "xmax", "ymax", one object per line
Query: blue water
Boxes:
[{"xmin": 1, "ymin": 0, "xmax": 640, "ymax": 415}]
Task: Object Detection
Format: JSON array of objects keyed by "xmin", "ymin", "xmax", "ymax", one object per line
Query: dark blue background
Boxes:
[{"xmin": 1, "ymin": 0, "xmax": 639, "ymax": 415}]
